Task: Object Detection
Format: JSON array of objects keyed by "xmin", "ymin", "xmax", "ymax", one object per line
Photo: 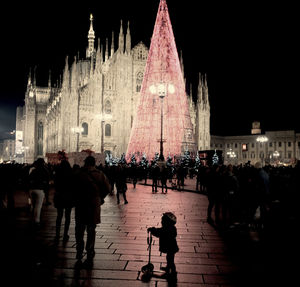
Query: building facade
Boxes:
[
  {"xmin": 16, "ymin": 14, "xmax": 210, "ymax": 163},
  {"xmin": 211, "ymin": 130, "xmax": 300, "ymax": 166},
  {"xmin": 0, "ymin": 139, "xmax": 15, "ymax": 162}
]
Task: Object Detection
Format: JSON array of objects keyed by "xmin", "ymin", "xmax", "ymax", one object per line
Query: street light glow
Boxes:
[{"xmin": 256, "ymin": 135, "xmax": 268, "ymax": 143}]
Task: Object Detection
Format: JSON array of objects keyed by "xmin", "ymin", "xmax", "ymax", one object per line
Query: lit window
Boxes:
[{"xmin": 82, "ymin": 122, "xmax": 88, "ymax": 136}]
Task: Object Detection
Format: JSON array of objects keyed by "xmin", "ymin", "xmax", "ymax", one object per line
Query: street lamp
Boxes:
[
  {"xmin": 149, "ymin": 82, "xmax": 175, "ymax": 161},
  {"xmin": 226, "ymin": 148, "xmax": 237, "ymax": 165},
  {"xmin": 256, "ymin": 135, "xmax": 268, "ymax": 166}
]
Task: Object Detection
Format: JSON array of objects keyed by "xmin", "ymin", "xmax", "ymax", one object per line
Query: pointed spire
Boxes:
[
  {"xmin": 48, "ymin": 70, "xmax": 51, "ymax": 88},
  {"xmin": 118, "ymin": 20, "xmax": 124, "ymax": 53},
  {"xmin": 27, "ymin": 68, "xmax": 32, "ymax": 86},
  {"xmin": 105, "ymin": 38, "xmax": 108, "ymax": 61},
  {"xmin": 87, "ymin": 13, "xmax": 95, "ymax": 58},
  {"xmin": 203, "ymin": 74, "xmax": 209, "ymax": 105},
  {"xmin": 111, "ymin": 31, "xmax": 115, "ymax": 56},
  {"xmin": 197, "ymin": 73, "xmax": 203, "ymax": 104},
  {"xmin": 125, "ymin": 21, "xmax": 131, "ymax": 54},
  {"xmin": 33, "ymin": 66, "xmax": 37, "ymax": 87},
  {"xmin": 97, "ymin": 38, "xmax": 101, "ymax": 52}
]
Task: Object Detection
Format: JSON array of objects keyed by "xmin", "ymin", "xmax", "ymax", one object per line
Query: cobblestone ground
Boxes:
[{"xmin": 2, "ymin": 180, "xmax": 298, "ymax": 286}]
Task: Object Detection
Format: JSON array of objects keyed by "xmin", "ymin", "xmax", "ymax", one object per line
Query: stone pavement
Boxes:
[{"xmin": 1, "ymin": 178, "xmax": 298, "ymax": 287}]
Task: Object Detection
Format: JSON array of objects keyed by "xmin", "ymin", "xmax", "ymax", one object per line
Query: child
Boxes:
[{"xmin": 148, "ymin": 212, "xmax": 179, "ymax": 277}]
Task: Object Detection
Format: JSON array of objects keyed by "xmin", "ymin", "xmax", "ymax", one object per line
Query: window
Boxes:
[
  {"xmin": 82, "ymin": 122, "xmax": 88, "ymax": 136},
  {"xmin": 288, "ymin": 152, "xmax": 292, "ymax": 159},
  {"xmin": 269, "ymin": 142, "xmax": 272, "ymax": 147},
  {"xmin": 278, "ymin": 142, "xmax": 282, "ymax": 147},
  {"xmin": 235, "ymin": 143, "xmax": 237, "ymax": 148},
  {"xmin": 220, "ymin": 144, "xmax": 223, "ymax": 148},
  {"xmin": 252, "ymin": 143, "xmax": 255, "ymax": 148},
  {"xmin": 104, "ymin": 100, "xmax": 111, "ymax": 114},
  {"xmin": 136, "ymin": 85, "xmax": 141, "ymax": 92},
  {"xmin": 37, "ymin": 122, "xmax": 43, "ymax": 156},
  {"xmin": 105, "ymin": 124, "xmax": 111, "ymax": 136},
  {"xmin": 288, "ymin": 142, "xmax": 291, "ymax": 147},
  {"xmin": 38, "ymin": 122, "xmax": 43, "ymax": 140},
  {"xmin": 227, "ymin": 144, "xmax": 230, "ymax": 148},
  {"xmin": 215, "ymin": 144, "xmax": 218, "ymax": 148}
]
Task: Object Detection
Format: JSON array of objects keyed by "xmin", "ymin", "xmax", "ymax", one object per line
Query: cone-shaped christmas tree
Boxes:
[{"xmin": 126, "ymin": 0, "xmax": 196, "ymax": 160}]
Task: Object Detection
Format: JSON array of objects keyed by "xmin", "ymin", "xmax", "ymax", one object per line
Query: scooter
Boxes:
[{"xmin": 141, "ymin": 231, "xmax": 154, "ymax": 281}]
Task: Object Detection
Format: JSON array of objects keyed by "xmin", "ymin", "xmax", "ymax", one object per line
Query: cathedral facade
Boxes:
[{"xmin": 16, "ymin": 14, "xmax": 210, "ymax": 163}]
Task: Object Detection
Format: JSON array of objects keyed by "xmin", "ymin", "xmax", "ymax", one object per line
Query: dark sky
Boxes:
[{"xmin": 0, "ymin": 0, "xmax": 298, "ymax": 140}]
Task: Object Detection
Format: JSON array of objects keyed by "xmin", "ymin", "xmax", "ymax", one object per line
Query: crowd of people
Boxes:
[{"xmin": 1, "ymin": 156, "xmax": 300, "ymax": 270}]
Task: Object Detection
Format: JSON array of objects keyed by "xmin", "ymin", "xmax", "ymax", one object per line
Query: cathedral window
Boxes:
[
  {"xmin": 136, "ymin": 71, "xmax": 143, "ymax": 92},
  {"xmin": 105, "ymin": 124, "xmax": 111, "ymax": 136},
  {"xmin": 82, "ymin": 122, "xmax": 88, "ymax": 136},
  {"xmin": 38, "ymin": 122, "xmax": 43, "ymax": 140},
  {"xmin": 105, "ymin": 100, "xmax": 112, "ymax": 114}
]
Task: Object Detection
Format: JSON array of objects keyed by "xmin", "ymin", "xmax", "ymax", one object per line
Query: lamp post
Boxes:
[
  {"xmin": 226, "ymin": 148, "xmax": 237, "ymax": 165},
  {"xmin": 256, "ymin": 135, "xmax": 268, "ymax": 166},
  {"xmin": 149, "ymin": 82, "xmax": 175, "ymax": 161}
]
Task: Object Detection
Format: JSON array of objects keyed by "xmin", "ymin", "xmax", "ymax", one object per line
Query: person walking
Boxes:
[
  {"xmin": 160, "ymin": 165, "xmax": 168, "ymax": 193},
  {"xmin": 115, "ymin": 165, "xmax": 128, "ymax": 204},
  {"xmin": 74, "ymin": 156, "xmax": 111, "ymax": 268},
  {"xmin": 28, "ymin": 158, "xmax": 49, "ymax": 228},
  {"xmin": 53, "ymin": 159, "xmax": 75, "ymax": 242}
]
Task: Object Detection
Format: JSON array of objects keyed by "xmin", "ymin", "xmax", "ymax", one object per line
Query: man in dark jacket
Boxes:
[{"xmin": 74, "ymin": 156, "xmax": 111, "ymax": 268}]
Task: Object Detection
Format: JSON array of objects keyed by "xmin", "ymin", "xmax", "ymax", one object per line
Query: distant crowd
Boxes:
[{"xmin": 1, "ymin": 158, "xmax": 300, "ymax": 232}]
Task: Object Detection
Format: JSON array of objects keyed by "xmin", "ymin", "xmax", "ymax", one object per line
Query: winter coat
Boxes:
[
  {"xmin": 115, "ymin": 166, "xmax": 127, "ymax": 193},
  {"xmin": 149, "ymin": 225, "xmax": 179, "ymax": 254},
  {"xmin": 28, "ymin": 166, "xmax": 49, "ymax": 191},
  {"xmin": 75, "ymin": 166, "xmax": 111, "ymax": 225},
  {"xmin": 53, "ymin": 162, "xmax": 75, "ymax": 209}
]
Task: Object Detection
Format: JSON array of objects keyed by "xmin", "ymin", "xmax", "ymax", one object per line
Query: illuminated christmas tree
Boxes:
[
  {"xmin": 212, "ymin": 150, "xmax": 219, "ymax": 165},
  {"xmin": 126, "ymin": 0, "xmax": 195, "ymax": 161}
]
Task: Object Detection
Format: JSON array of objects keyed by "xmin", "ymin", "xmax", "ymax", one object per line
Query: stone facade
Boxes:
[{"xmin": 16, "ymin": 15, "xmax": 211, "ymax": 163}]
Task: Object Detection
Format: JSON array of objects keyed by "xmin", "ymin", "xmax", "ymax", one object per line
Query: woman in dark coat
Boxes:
[{"xmin": 54, "ymin": 160, "xmax": 75, "ymax": 241}]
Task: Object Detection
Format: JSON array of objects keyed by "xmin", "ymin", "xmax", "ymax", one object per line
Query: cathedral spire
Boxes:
[
  {"xmin": 118, "ymin": 20, "xmax": 124, "ymax": 53},
  {"xmin": 96, "ymin": 38, "xmax": 102, "ymax": 66},
  {"xmin": 33, "ymin": 66, "xmax": 37, "ymax": 87},
  {"xmin": 111, "ymin": 31, "xmax": 115, "ymax": 56},
  {"xmin": 105, "ymin": 38, "xmax": 109, "ymax": 61},
  {"xmin": 27, "ymin": 69, "xmax": 32, "ymax": 86},
  {"xmin": 125, "ymin": 21, "xmax": 131, "ymax": 54},
  {"xmin": 87, "ymin": 14, "xmax": 95, "ymax": 58},
  {"xmin": 197, "ymin": 73, "xmax": 203, "ymax": 104},
  {"xmin": 48, "ymin": 70, "xmax": 51, "ymax": 88}
]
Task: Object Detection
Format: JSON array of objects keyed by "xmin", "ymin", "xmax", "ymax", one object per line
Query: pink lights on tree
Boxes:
[{"xmin": 126, "ymin": 0, "xmax": 195, "ymax": 161}]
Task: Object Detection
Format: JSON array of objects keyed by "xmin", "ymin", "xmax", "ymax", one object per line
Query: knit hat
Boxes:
[{"xmin": 162, "ymin": 212, "xmax": 177, "ymax": 224}]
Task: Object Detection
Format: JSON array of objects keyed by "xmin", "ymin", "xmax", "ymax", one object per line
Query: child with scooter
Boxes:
[{"xmin": 147, "ymin": 212, "xmax": 179, "ymax": 279}]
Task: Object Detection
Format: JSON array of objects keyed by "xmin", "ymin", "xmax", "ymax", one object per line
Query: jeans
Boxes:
[{"xmin": 30, "ymin": 189, "xmax": 45, "ymax": 223}]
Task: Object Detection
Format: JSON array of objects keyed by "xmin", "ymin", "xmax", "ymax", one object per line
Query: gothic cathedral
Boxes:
[{"xmin": 16, "ymin": 13, "xmax": 210, "ymax": 163}]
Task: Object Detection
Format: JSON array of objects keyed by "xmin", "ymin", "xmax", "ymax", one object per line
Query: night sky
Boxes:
[{"xmin": 0, "ymin": 0, "xmax": 298, "ymax": 140}]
